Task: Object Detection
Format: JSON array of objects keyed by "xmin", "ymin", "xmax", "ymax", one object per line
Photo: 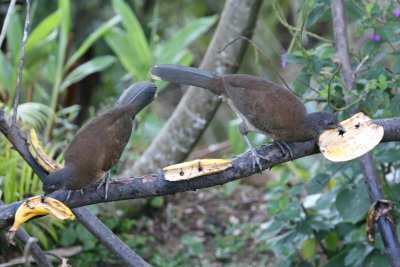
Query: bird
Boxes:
[
  {"xmin": 42, "ymin": 82, "xmax": 157, "ymax": 199},
  {"xmin": 150, "ymin": 64, "xmax": 344, "ymax": 170}
]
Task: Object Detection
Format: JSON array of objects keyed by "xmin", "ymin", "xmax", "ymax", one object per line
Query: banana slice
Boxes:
[
  {"xmin": 27, "ymin": 129, "xmax": 62, "ymax": 173},
  {"xmin": 7, "ymin": 196, "xmax": 75, "ymax": 245},
  {"xmin": 163, "ymin": 159, "xmax": 232, "ymax": 181},
  {"xmin": 318, "ymin": 112, "xmax": 384, "ymax": 162}
]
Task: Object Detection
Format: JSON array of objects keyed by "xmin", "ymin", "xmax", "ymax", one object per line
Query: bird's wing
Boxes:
[
  {"xmin": 222, "ymin": 75, "xmax": 307, "ymax": 137},
  {"xmin": 64, "ymin": 107, "xmax": 132, "ymax": 171}
]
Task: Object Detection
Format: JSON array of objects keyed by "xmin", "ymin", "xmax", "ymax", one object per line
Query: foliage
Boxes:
[
  {"xmin": 104, "ymin": 0, "xmax": 217, "ymax": 87},
  {"xmin": 255, "ymin": 0, "xmax": 400, "ymax": 266}
]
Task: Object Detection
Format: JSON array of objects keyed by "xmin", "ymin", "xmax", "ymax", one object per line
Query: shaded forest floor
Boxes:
[{"xmin": 132, "ymin": 178, "xmax": 274, "ymax": 266}]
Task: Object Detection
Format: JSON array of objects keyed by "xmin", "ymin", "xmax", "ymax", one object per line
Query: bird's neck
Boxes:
[{"xmin": 302, "ymin": 113, "xmax": 323, "ymax": 139}]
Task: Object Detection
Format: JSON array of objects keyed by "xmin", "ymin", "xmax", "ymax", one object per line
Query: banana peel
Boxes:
[
  {"xmin": 27, "ymin": 128, "xmax": 62, "ymax": 173},
  {"xmin": 7, "ymin": 196, "xmax": 75, "ymax": 245},
  {"xmin": 163, "ymin": 159, "xmax": 232, "ymax": 181},
  {"xmin": 318, "ymin": 112, "xmax": 384, "ymax": 162}
]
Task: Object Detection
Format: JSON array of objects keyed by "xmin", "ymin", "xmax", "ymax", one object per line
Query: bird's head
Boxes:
[
  {"xmin": 306, "ymin": 111, "xmax": 345, "ymax": 136},
  {"xmin": 117, "ymin": 82, "xmax": 157, "ymax": 107}
]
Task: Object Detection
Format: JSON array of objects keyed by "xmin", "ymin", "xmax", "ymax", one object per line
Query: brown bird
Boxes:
[
  {"xmin": 150, "ymin": 64, "xmax": 344, "ymax": 170},
  {"xmin": 42, "ymin": 82, "xmax": 157, "ymax": 198}
]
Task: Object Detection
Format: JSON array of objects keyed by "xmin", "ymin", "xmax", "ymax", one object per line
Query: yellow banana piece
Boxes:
[
  {"xmin": 27, "ymin": 129, "xmax": 62, "ymax": 173},
  {"xmin": 163, "ymin": 159, "xmax": 232, "ymax": 181},
  {"xmin": 7, "ymin": 195, "xmax": 75, "ymax": 245}
]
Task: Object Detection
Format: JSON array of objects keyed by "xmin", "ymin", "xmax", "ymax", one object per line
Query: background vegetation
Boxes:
[{"xmin": 0, "ymin": 0, "xmax": 399, "ymax": 266}]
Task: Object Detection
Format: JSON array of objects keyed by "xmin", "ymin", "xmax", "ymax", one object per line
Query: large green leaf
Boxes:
[
  {"xmin": 156, "ymin": 15, "xmax": 217, "ymax": 64},
  {"xmin": 6, "ymin": 12, "xmax": 22, "ymax": 65},
  {"xmin": 17, "ymin": 102, "xmax": 53, "ymax": 129},
  {"xmin": 105, "ymin": 28, "xmax": 143, "ymax": 79},
  {"xmin": 112, "ymin": 0, "xmax": 151, "ymax": 69},
  {"xmin": 65, "ymin": 15, "xmax": 122, "ymax": 70},
  {"xmin": 60, "ymin": 56, "xmax": 115, "ymax": 91},
  {"xmin": 26, "ymin": 10, "xmax": 62, "ymax": 53}
]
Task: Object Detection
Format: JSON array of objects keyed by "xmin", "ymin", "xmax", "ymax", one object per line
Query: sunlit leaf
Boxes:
[
  {"xmin": 156, "ymin": 15, "xmax": 217, "ymax": 64},
  {"xmin": 60, "ymin": 56, "xmax": 115, "ymax": 91},
  {"xmin": 26, "ymin": 10, "xmax": 62, "ymax": 53},
  {"xmin": 65, "ymin": 15, "xmax": 121, "ymax": 70}
]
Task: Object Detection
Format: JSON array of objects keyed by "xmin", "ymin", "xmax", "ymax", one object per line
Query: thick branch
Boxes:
[
  {"xmin": 1, "ymin": 118, "xmax": 399, "ymax": 229},
  {"xmin": 125, "ymin": 0, "xmax": 263, "ymax": 175}
]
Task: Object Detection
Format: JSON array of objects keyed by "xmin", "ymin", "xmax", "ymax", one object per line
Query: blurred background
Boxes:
[{"xmin": 0, "ymin": 0, "xmax": 399, "ymax": 266}]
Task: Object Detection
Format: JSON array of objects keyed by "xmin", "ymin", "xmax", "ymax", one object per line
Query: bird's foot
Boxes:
[
  {"xmin": 272, "ymin": 141, "xmax": 294, "ymax": 160},
  {"xmin": 97, "ymin": 176, "xmax": 111, "ymax": 200},
  {"xmin": 249, "ymin": 147, "xmax": 271, "ymax": 174},
  {"xmin": 97, "ymin": 174, "xmax": 125, "ymax": 200},
  {"xmin": 243, "ymin": 134, "xmax": 270, "ymax": 173}
]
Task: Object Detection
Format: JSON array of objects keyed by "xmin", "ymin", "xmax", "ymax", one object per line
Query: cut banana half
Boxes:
[
  {"xmin": 318, "ymin": 112, "xmax": 384, "ymax": 162},
  {"xmin": 163, "ymin": 159, "xmax": 232, "ymax": 181},
  {"xmin": 7, "ymin": 196, "xmax": 75, "ymax": 245},
  {"xmin": 27, "ymin": 129, "xmax": 62, "ymax": 173}
]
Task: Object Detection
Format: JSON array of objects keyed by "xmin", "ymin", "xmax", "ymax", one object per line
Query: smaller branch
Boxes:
[
  {"xmin": 360, "ymin": 154, "xmax": 400, "ymax": 267},
  {"xmin": 73, "ymin": 208, "xmax": 150, "ymax": 267},
  {"xmin": 331, "ymin": 0, "xmax": 354, "ymax": 90},
  {"xmin": 12, "ymin": 0, "xmax": 30, "ymax": 123},
  {"xmin": 0, "ymin": 0, "xmax": 17, "ymax": 48}
]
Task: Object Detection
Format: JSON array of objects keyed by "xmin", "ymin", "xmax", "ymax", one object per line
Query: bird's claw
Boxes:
[{"xmin": 273, "ymin": 141, "xmax": 294, "ymax": 160}]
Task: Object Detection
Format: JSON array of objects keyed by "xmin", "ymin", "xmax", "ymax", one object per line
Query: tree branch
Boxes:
[
  {"xmin": 124, "ymin": 0, "xmax": 264, "ymax": 176},
  {"xmin": 1, "ymin": 117, "xmax": 399, "ymax": 229}
]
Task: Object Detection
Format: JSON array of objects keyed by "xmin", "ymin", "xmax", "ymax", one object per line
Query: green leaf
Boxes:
[
  {"xmin": 105, "ymin": 28, "xmax": 144, "ymax": 80},
  {"xmin": 377, "ymin": 74, "xmax": 387, "ymax": 90},
  {"xmin": 308, "ymin": 173, "xmax": 331, "ymax": 194},
  {"xmin": 60, "ymin": 56, "xmax": 115, "ymax": 91},
  {"xmin": 344, "ymin": 245, "xmax": 373, "ymax": 267},
  {"xmin": 65, "ymin": 15, "xmax": 121, "ymax": 70},
  {"xmin": 325, "ymin": 232, "xmax": 339, "ymax": 252},
  {"xmin": 156, "ymin": 15, "xmax": 217, "ymax": 64},
  {"xmin": 112, "ymin": 0, "xmax": 151, "ymax": 69},
  {"xmin": 305, "ymin": 2, "xmax": 328, "ymax": 28},
  {"xmin": 150, "ymin": 196, "xmax": 164, "ymax": 208},
  {"xmin": 17, "ymin": 102, "xmax": 53, "ymax": 128},
  {"xmin": 26, "ymin": 10, "xmax": 62, "ymax": 53},
  {"xmin": 293, "ymin": 68, "xmax": 311, "ymax": 95},
  {"xmin": 335, "ymin": 182, "xmax": 370, "ymax": 223},
  {"xmin": 300, "ymin": 238, "xmax": 316, "ymax": 262},
  {"xmin": 6, "ymin": 12, "xmax": 22, "ymax": 64}
]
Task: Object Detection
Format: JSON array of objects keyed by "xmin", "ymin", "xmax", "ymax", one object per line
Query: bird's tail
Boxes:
[
  {"xmin": 150, "ymin": 64, "xmax": 223, "ymax": 94},
  {"xmin": 117, "ymin": 82, "xmax": 157, "ymax": 116}
]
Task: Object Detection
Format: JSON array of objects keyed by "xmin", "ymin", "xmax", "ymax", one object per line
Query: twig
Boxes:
[
  {"xmin": 15, "ymin": 229, "xmax": 52, "ymax": 267},
  {"xmin": 73, "ymin": 208, "xmax": 150, "ymax": 267},
  {"xmin": 0, "ymin": 0, "xmax": 17, "ymax": 48},
  {"xmin": 12, "ymin": 0, "xmax": 30, "ymax": 123}
]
